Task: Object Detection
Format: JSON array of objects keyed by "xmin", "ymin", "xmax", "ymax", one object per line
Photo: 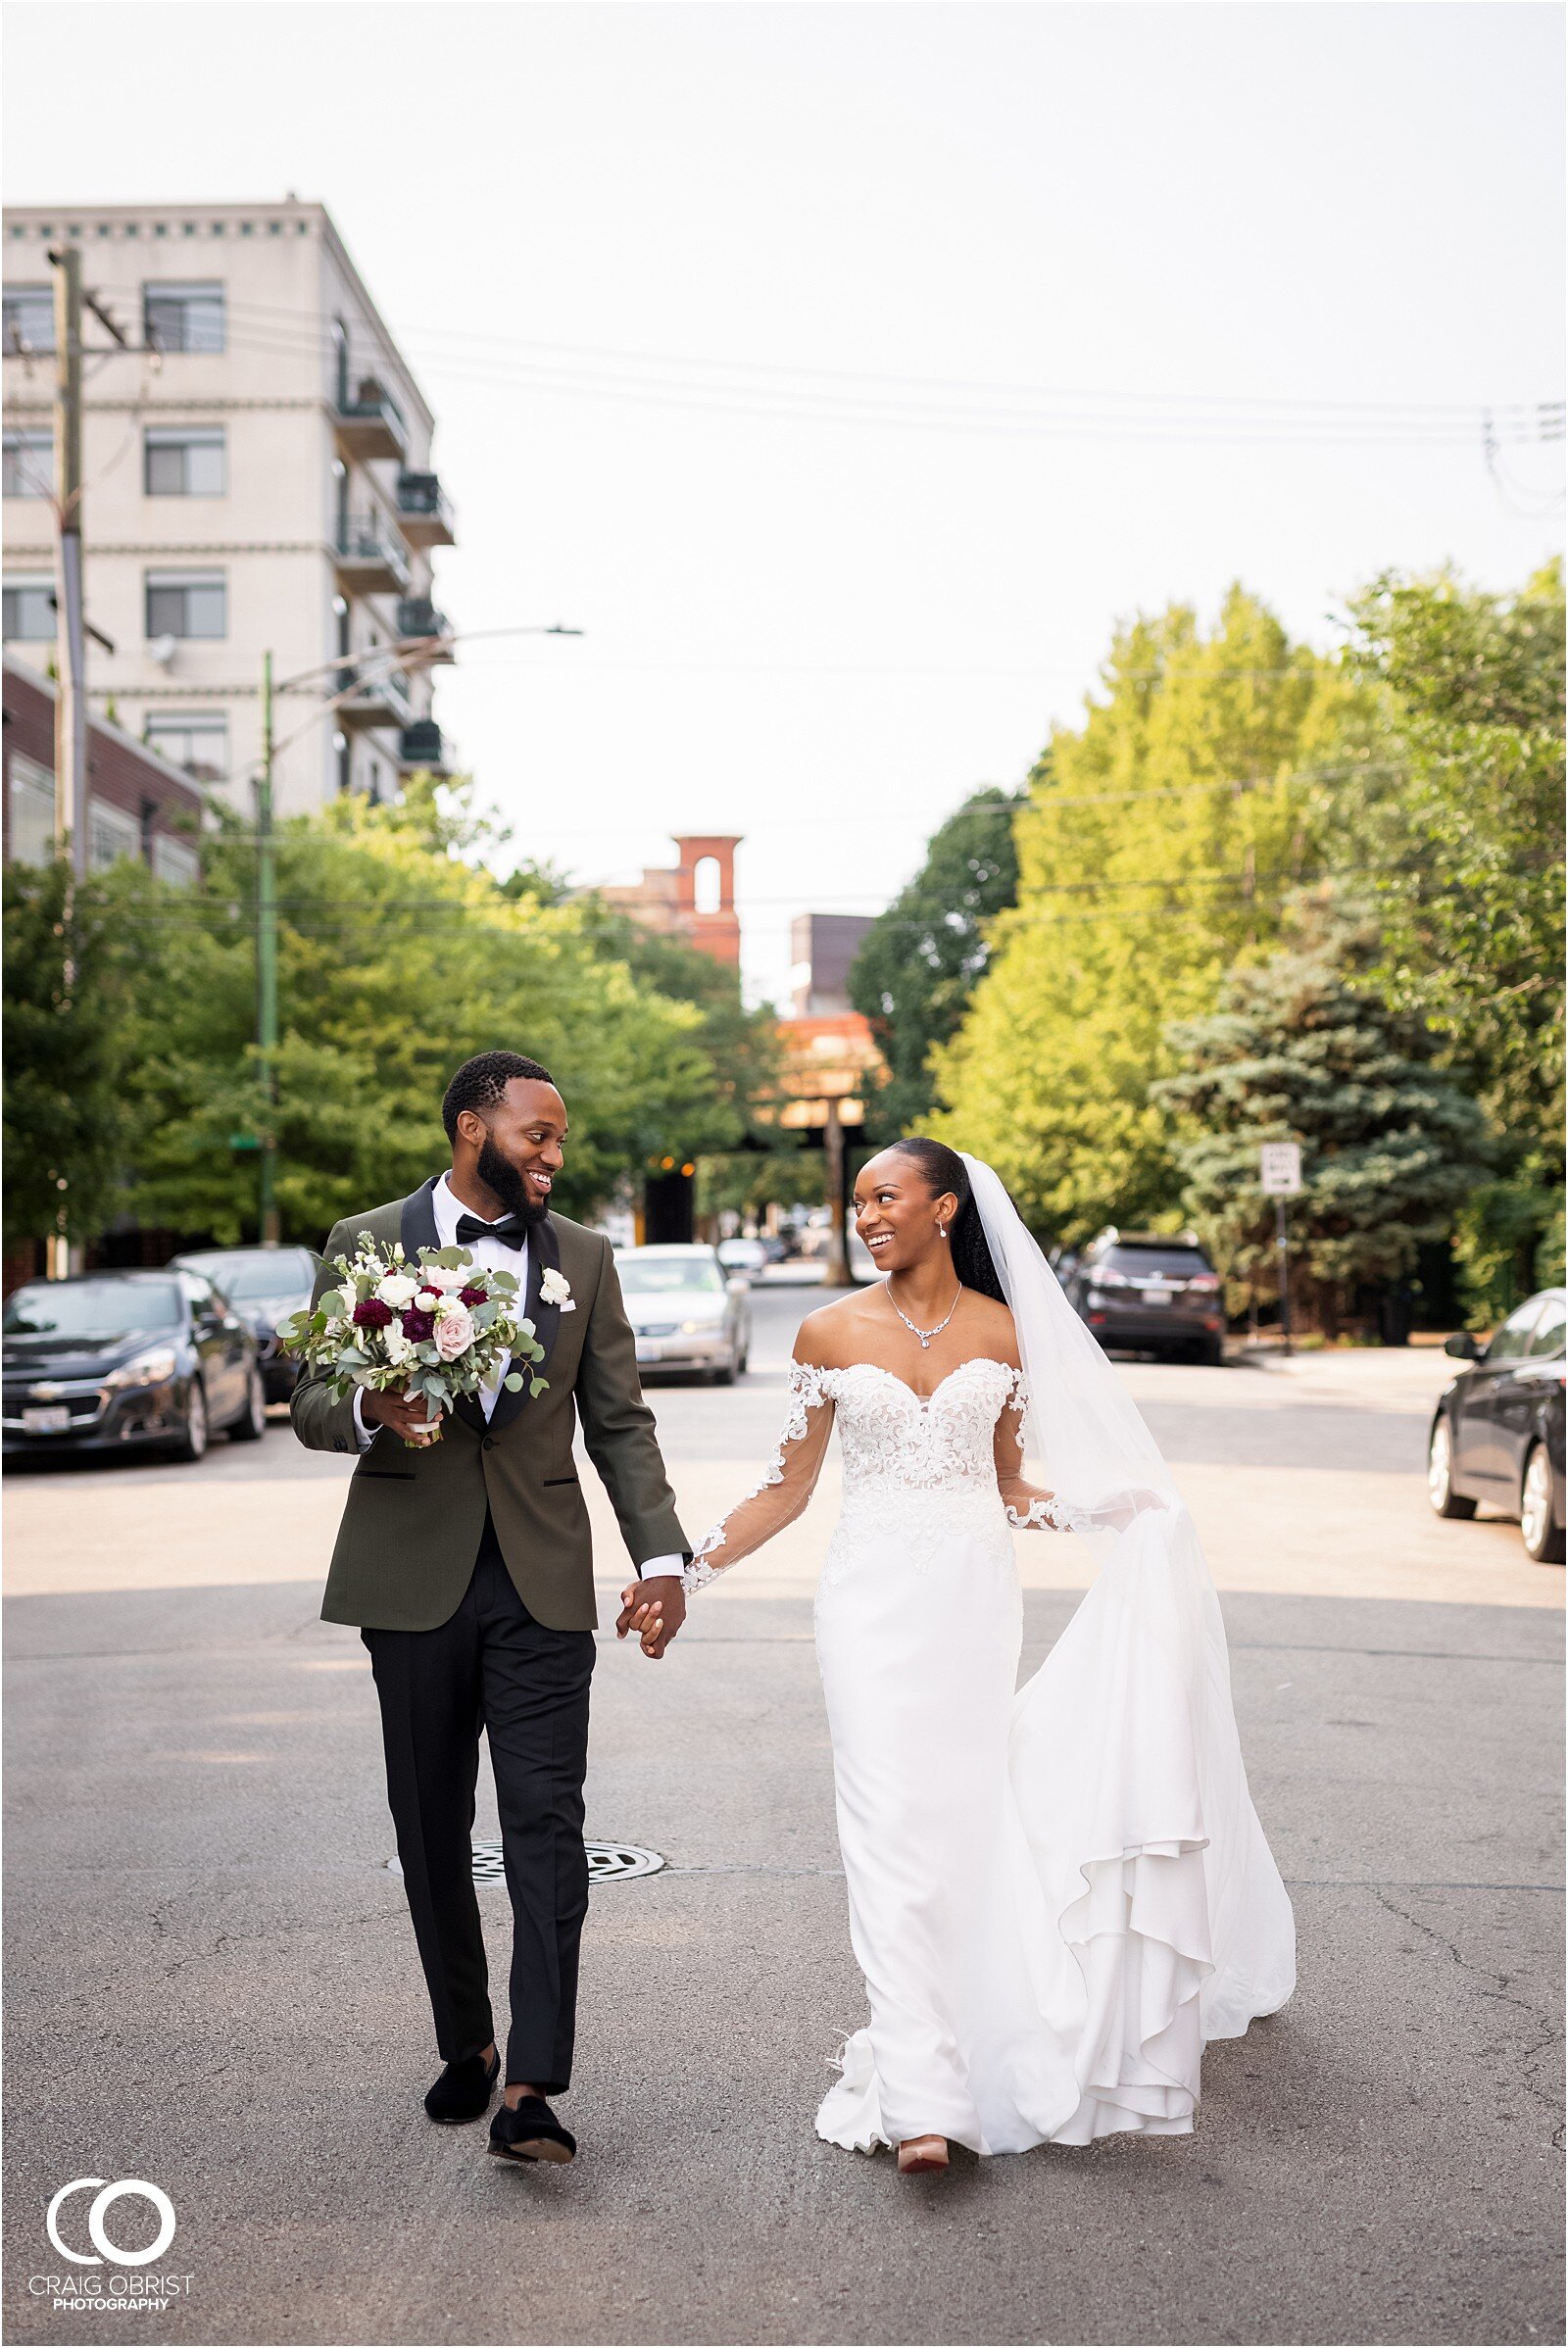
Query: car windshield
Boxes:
[
  {"xmin": 618, "ymin": 1258, "xmax": 725, "ymax": 1296},
  {"xmin": 1527, "ymin": 1300, "xmax": 1566, "ymax": 1359},
  {"xmin": 4, "ymin": 1279, "xmax": 184, "ymax": 1337},
  {"xmin": 1486, "ymin": 1300, "xmax": 1544, "ymax": 1362},
  {"xmin": 1102, "ymin": 1247, "xmax": 1209, "ymax": 1279},
  {"xmin": 178, "ymin": 1247, "xmax": 316, "ymax": 1300}
]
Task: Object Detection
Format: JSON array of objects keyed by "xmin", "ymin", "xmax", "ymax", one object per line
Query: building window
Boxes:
[
  {"xmin": 693, "ymin": 856, "xmax": 722, "ymax": 915},
  {"xmin": 150, "ymin": 834, "xmax": 200, "ymax": 888},
  {"xmin": 145, "ymin": 568, "xmax": 225, "ymax": 639},
  {"xmin": 2, "ymin": 574, "xmax": 54, "ymax": 639},
  {"xmin": 3, "ymin": 429, "xmax": 52, "ymax": 497},
  {"xmin": 142, "ymin": 279, "xmax": 224, "ymax": 354},
  {"xmin": 7, "ymin": 750, "xmax": 55, "ymax": 864},
  {"xmin": 144, "ymin": 424, "xmax": 225, "ymax": 496},
  {"xmin": 2, "ymin": 284, "xmax": 54, "ymax": 355},
  {"xmin": 87, "ymin": 795, "xmax": 142, "ymax": 872},
  {"xmin": 144, "ymin": 710, "xmax": 228, "ymax": 783}
]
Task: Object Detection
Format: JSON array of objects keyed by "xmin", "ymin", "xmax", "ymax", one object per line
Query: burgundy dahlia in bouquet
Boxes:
[{"xmin": 281, "ymin": 1237, "xmax": 547, "ymax": 1445}]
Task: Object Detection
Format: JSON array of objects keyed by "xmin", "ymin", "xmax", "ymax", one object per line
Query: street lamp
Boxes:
[{"xmin": 248, "ymin": 621, "xmax": 585, "ymax": 1243}]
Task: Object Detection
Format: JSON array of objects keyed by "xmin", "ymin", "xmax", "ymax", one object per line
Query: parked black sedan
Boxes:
[
  {"xmin": 1428, "ymin": 1288, "xmax": 1566, "ymax": 1563},
  {"xmin": 168, "ymin": 1244, "xmax": 317, "ymax": 1402},
  {"xmin": 2, "ymin": 1268, "xmax": 266, "ymax": 1463}
]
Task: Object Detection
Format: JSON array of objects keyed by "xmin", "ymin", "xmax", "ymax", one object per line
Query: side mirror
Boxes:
[
  {"xmin": 1444, "ymin": 1331, "xmax": 1482, "ymax": 1360},
  {"xmin": 726, "ymin": 1276, "xmax": 750, "ymax": 1298}
]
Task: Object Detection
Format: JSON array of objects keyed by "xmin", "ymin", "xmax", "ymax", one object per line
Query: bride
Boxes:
[{"xmin": 618, "ymin": 1139, "xmax": 1296, "ymax": 2174}]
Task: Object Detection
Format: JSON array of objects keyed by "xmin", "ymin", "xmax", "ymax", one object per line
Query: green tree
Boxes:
[
  {"xmin": 847, "ymin": 785, "xmax": 1024, "ymax": 1138},
  {"xmin": 930, "ymin": 588, "xmax": 1357, "ymax": 1241},
  {"xmin": 114, "ymin": 796, "xmax": 746, "ymax": 1247},
  {"xmin": 1331, "ymin": 561, "xmax": 1565, "ymax": 1309},
  {"xmin": 1153, "ymin": 932, "xmax": 1491, "ymax": 1337},
  {"xmin": 3, "ymin": 858, "xmax": 136, "ymax": 1255}
]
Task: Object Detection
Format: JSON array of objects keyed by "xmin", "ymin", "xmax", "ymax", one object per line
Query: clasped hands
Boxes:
[{"xmin": 615, "ymin": 1575, "xmax": 686, "ymax": 1660}]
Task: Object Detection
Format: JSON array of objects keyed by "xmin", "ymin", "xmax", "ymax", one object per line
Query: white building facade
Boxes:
[{"xmin": 2, "ymin": 198, "xmax": 454, "ymax": 817}]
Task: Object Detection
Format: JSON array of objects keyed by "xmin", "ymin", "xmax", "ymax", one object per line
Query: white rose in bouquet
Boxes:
[{"xmin": 376, "ymin": 1272, "xmax": 421, "ymax": 1308}]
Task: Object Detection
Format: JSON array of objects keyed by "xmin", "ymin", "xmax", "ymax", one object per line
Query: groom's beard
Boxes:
[{"xmin": 476, "ymin": 1136, "xmax": 552, "ymax": 1227}]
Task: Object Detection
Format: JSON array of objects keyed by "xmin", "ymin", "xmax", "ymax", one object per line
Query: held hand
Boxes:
[
  {"xmin": 361, "ymin": 1386, "xmax": 441, "ymax": 1446},
  {"xmin": 615, "ymin": 1575, "xmax": 687, "ymax": 1659}
]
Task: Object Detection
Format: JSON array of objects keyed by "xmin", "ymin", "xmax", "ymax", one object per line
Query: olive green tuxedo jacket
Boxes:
[{"xmin": 292, "ymin": 1178, "xmax": 690, "ymax": 1633}]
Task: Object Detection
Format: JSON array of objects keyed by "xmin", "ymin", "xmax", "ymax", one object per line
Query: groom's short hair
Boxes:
[{"xmin": 442, "ymin": 1051, "xmax": 556, "ymax": 1142}]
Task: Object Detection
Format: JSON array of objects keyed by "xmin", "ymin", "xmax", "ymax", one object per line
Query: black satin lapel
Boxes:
[
  {"xmin": 399, "ymin": 1175, "xmax": 442, "ymax": 1262},
  {"xmin": 488, "ymin": 1215, "xmax": 561, "ymax": 1434}
]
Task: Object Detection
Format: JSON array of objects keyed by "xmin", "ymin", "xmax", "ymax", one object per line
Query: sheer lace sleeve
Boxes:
[
  {"xmin": 993, "ymin": 1370, "xmax": 1076, "ymax": 1532},
  {"xmin": 684, "ymin": 1360, "xmax": 837, "ymax": 1591}
]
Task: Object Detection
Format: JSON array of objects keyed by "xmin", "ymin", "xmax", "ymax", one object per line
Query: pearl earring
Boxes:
[{"xmin": 937, "ymin": 1223, "xmax": 947, "ymax": 1238}]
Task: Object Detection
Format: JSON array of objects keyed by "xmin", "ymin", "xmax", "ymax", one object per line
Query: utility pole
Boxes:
[
  {"xmin": 50, "ymin": 246, "xmax": 87, "ymax": 874},
  {"xmin": 256, "ymin": 652, "xmax": 280, "ymax": 1245}
]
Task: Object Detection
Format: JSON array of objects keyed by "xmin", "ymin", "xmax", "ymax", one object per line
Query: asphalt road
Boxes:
[{"xmin": 4, "ymin": 1281, "xmax": 1562, "ymax": 2347}]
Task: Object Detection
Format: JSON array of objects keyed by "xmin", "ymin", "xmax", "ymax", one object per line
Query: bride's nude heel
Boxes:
[{"xmin": 897, "ymin": 2135, "xmax": 949, "ymax": 2174}]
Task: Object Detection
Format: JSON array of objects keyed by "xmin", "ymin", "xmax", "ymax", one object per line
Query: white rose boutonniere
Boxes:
[{"xmin": 540, "ymin": 1267, "xmax": 575, "ymax": 1313}]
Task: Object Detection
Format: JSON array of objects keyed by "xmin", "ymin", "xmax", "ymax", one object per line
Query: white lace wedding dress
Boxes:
[{"xmin": 689, "ymin": 1353, "xmax": 1296, "ymax": 2158}]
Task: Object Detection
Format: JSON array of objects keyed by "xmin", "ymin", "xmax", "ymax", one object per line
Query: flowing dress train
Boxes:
[{"xmin": 689, "ymin": 1355, "xmax": 1295, "ymax": 2156}]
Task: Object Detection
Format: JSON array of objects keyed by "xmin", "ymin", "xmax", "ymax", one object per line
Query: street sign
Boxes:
[
  {"xmin": 227, "ymin": 1132, "xmax": 261, "ymax": 1151},
  {"xmin": 1260, "ymin": 1142, "xmax": 1302, "ymax": 1197}
]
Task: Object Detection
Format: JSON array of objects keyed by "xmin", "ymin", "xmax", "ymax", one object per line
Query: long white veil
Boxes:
[{"xmin": 962, "ymin": 1153, "xmax": 1297, "ymax": 2055}]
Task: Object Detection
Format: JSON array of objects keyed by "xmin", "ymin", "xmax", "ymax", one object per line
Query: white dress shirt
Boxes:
[{"xmin": 355, "ymin": 1174, "xmax": 684, "ymax": 1585}]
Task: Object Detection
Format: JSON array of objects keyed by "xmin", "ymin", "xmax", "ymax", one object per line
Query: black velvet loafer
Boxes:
[
  {"xmin": 424, "ymin": 2047, "xmax": 500, "ymax": 2124},
  {"xmin": 487, "ymin": 2094, "xmax": 576, "ymax": 2166}
]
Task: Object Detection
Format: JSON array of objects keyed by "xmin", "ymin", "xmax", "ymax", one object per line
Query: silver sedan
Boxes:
[{"xmin": 616, "ymin": 1246, "xmax": 751, "ymax": 1384}]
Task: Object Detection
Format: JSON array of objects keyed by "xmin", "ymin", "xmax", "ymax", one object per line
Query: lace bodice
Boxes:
[
  {"xmin": 686, "ymin": 1354, "xmax": 1069, "ymax": 1589},
  {"xmin": 828, "ymin": 1357, "xmax": 1023, "ymax": 1499}
]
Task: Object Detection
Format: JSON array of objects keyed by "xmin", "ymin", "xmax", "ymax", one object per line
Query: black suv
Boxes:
[{"xmin": 1065, "ymin": 1230, "xmax": 1226, "ymax": 1365}]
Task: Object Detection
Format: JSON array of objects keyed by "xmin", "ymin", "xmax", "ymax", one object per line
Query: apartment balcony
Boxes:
[
  {"xmin": 396, "ymin": 471, "xmax": 456, "ymax": 547},
  {"xmin": 337, "ymin": 662, "xmax": 414, "ymax": 732},
  {"xmin": 399, "ymin": 718, "xmax": 448, "ymax": 773},
  {"xmin": 333, "ymin": 378, "xmax": 409, "ymax": 463},
  {"xmin": 396, "ymin": 597, "xmax": 457, "ymax": 664},
  {"xmin": 332, "ymin": 514, "xmax": 412, "ymax": 596}
]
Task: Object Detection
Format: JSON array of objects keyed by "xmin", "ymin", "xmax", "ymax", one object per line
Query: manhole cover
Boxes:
[{"xmin": 387, "ymin": 1839, "xmax": 665, "ymax": 1885}]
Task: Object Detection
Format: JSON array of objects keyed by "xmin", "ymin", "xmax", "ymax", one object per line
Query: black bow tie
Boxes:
[{"xmin": 454, "ymin": 1211, "xmax": 530, "ymax": 1249}]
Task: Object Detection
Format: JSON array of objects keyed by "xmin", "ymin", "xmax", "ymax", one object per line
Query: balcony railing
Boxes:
[
  {"xmin": 337, "ymin": 662, "xmax": 414, "ymax": 731},
  {"xmin": 333, "ymin": 377, "xmax": 409, "ymax": 463},
  {"xmin": 396, "ymin": 597, "xmax": 456, "ymax": 663},
  {"xmin": 332, "ymin": 514, "xmax": 412, "ymax": 595},
  {"xmin": 399, "ymin": 718, "xmax": 447, "ymax": 772},
  {"xmin": 396, "ymin": 470, "xmax": 456, "ymax": 547}
]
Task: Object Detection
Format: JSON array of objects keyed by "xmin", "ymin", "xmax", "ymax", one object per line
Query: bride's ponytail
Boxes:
[{"xmin": 889, "ymin": 1138, "xmax": 1007, "ymax": 1303}]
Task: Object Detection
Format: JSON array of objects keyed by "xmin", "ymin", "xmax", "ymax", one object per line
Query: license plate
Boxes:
[
  {"xmin": 635, "ymin": 1340, "xmax": 661, "ymax": 1364},
  {"xmin": 23, "ymin": 1405, "xmax": 71, "ymax": 1434},
  {"xmin": 1146, "ymin": 1287, "xmax": 1174, "ymax": 1306}
]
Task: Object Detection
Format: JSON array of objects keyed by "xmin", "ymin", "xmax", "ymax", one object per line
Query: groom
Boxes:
[{"xmin": 292, "ymin": 1050, "xmax": 691, "ymax": 2167}]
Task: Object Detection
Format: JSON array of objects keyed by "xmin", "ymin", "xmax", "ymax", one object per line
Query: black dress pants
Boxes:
[{"xmin": 361, "ymin": 1513, "xmax": 595, "ymax": 2094}]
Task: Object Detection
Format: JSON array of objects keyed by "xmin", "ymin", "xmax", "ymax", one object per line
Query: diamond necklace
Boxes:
[{"xmin": 886, "ymin": 1281, "xmax": 963, "ymax": 1350}]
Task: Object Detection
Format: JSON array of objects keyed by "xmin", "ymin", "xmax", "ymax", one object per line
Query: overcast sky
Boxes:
[{"xmin": 5, "ymin": 1, "xmax": 1563, "ymax": 1005}]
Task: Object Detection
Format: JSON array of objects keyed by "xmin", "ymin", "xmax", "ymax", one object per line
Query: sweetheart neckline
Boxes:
[{"xmin": 799, "ymin": 1356, "xmax": 1018, "ymax": 1409}]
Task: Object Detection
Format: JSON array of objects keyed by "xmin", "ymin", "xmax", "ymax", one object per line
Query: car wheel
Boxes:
[
  {"xmin": 711, "ymin": 1359, "xmax": 736, "ymax": 1387},
  {"xmin": 1520, "ymin": 1442, "xmax": 1564, "ymax": 1564},
  {"xmin": 1428, "ymin": 1414, "xmax": 1477, "ymax": 1519},
  {"xmin": 1200, "ymin": 1338, "xmax": 1224, "ymax": 1368},
  {"xmin": 170, "ymin": 1379, "xmax": 209, "ymax": 1463},
  {"xmin": 228, "ymin": 1363, "xmax": 267, "ymax": 1443}
]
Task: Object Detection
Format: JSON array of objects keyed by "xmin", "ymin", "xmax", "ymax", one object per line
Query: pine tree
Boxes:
[{"xmin": 1153, "ymin": 933, "xmax": 1490, "ymax": 1337}]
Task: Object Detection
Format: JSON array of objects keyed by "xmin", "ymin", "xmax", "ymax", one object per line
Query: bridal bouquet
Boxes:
[{"xmin": 282, "ymin": 1236, "xmax": 548, "ymax": 1444}]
